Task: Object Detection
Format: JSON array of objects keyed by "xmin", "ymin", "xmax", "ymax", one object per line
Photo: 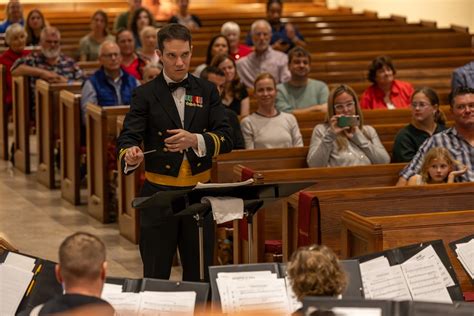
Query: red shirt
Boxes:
[
  {"xmin": 0, "ymin": 48, "xmax": 30, "ymax": 107},
  {"xmin": 121, "ymin": 57, "xmax": 144, "ymax": 80},
  {"xmin": 230, "ymin": 44, "xmax": 252, "ymax": 61},
  {"xmin": 360, "ymin": 79, "xmax": 414, "ymax": 110}
]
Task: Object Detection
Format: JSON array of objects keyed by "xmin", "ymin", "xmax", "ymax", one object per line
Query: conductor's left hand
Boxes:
[{"xmin": 165, "ymin": 129, "xmax": 198, "ymax": 152}]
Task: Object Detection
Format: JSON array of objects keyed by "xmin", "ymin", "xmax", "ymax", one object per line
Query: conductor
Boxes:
[{"xmin": 116, "ymin": 23, "xmax": 233, "ymax": 281}]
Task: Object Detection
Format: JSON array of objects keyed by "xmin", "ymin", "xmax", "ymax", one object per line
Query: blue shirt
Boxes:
[{"xmin": 0, "ymin": 19, "xmax": 24, "ymax": 33}]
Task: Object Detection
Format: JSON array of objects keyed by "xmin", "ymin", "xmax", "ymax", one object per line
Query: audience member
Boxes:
[
  {"xmin": 221, "ymin": 21, "xmax": 252, "ymax": 61},
  {"xmin": 245, "ymin": 0, "xmax": 305, "ymax": 53},
  {"xmin": 201, "ymin": 66, "xmax": 245, "ymax": 149},
  {"xmin": 128, "ymin": 7, "xmax": 154, "ymax": 48},
  {"xmin": 193, "ymin": 34, "xmax": 229, "ymax": 77},
  {"xmin": 287, "ymin": 244, "xmax": 347, "ymax": 301},
  {"xmin": 241, "ymin": 73, "xmax": 303, "ymax": 149},
  {"xmin": 169, "ymin": 0, "xmax": 202, "ymax": 31},
  {"xmin": 142, "ymin": 62, "xmax": 162, "ymax": 82},
  {"xmin": 138, "ymin": 26, "xmax": 159, "ymax": 65},
  {"xmin": 0, "ymin": 24, "xmax": 29, "ymax": 111},
  {"xmin": 0, "ymin": 0, "xmax": 24, "ymax": 33},
  {"xmin": 25, "ymin": 9, "xmax": 46, "ymax": 46},
  {"xmin": 398, "ymin": 87, "xmax": 474, "ymax": 184},
  {"xmin": 276, "ymin": 47, "xmax": 328, "ymax": 114},
  {"xmin": 114, "ymin": 0, "xmax": 142, "ymax": 32},
  {"xmin": 452, "ymin": 60, "xmax": 474, "ymax": 92},
  {"xmin": 29, "ymin": 232, "xmax": 114, "ymax": 315},
  {"xmin": 361, "ymin": 56, "xmax": 414, "ymax": 110},
  {"xmin": 237, "ymin": 19, "xmax": 290, "ymax": 89},
  {"xmin": 392, "ymin": 87, "xmax": 447, "ymax": 163},
  {"xmin": 407, "ymin": 147, "xmax": 467, "ymax": 185},
  {"xmin": 307, "ymin": 84, "xmax": 390, "ymax": 167},
  {"xmin": 116, "ymin": 29, "xmax": 145, "ymax": 80},
  {"xmin": 81, "ymin": 41, "xmax": 140, "ymax": 122},
  {"xmin": 211, "ymin": 53, "xmax": 249, "ymax": 116},
  {"xmin": 79, "ymin": 10, "xmax": 115, "ymax": 61}
]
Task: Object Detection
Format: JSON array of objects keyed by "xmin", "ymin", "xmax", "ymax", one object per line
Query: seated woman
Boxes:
[
  {"xmin": 240, "ymin": 73, "xmax": 303, "ymax": 149},
  {"xmin": 138, "ymin": 26, "xmax": 159, "ymax": 65},
  {"xmin": 0, "ymin": 24, "xmax": 29, "ymax": 112},
  {"xmin": 25, "ymin": 9, "xmax": 46, "ymax": 46},
  {"xmin": 361, "ymin": 56, "xmax": 414, "ymax": 110},
  {"xmin": 0, "ymin": 0, "xmax": 23, "ymax": 33},
  {"xmin": 220, "ymin": 21, "xmax": 252, "ymax": 61},
  {"xmin": 307, "ymin": 84, "xmax": 390, "ymax": 167},
  {"xmin": 116, "ymin": 29, "xmax": 145, "ymax": 80},
  {"xmin": 211, "ymin": 54, "xmax": 249, "ymax": 116},
  {"xmin": 128, "ymin": 7, "xmax": 154, "ymax": 48},
  {"xmin": 407, "ymin": 147, "xmax": 467, "ymax": 185},
  {"xmin": 287, "ymin": 244, "xmax": 347, "ymax": 302},
  {"xmin": 79, "ymin": 10, "xmax": 115, "ymax": 61},
  {"xmin": 193, "ymin": 35, "xmax": 229, "ymax": 77},
  {"xmin": 392, "ymin": 88, "xmax": 447, "ymax": 163}
]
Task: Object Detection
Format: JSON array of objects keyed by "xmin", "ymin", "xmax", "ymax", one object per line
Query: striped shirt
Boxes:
[{"xmin": 399, "ymin": 127, "xmax": 474, "ymax": 182}]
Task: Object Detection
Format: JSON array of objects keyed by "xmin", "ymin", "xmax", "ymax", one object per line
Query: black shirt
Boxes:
[{"xmin": 38, "ymin": 293, "xmax": 114, "ymax": 315}]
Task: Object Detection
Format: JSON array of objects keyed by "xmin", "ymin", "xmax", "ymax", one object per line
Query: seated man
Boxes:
[
  {"xmin": 452, "ymin": 61, "xmax": 474, "ymax": 92},
  {"xmin": 200, "ymin": 66, "xmax": 245, "ymax": 150},
  {"xmin": 0, "ymin": 0, "xmax": 24, "ymax": 33},
  {"xmin": 236, "ymin": 19, "xmax": 290, "ymax": 89},
  {"xmin": 169, "ymin": 0, "xmax": 202, "ymax": 31},
  {"xmin": 30, "ymin": 232, "xmax": 114, "ymax": 315},
  {"xmin": 114, "ymin": 0, "xmax": 142, "ymax": 32},
  {"xmin": 397, "ymin": 86, "xmax": 474, "ymax": 185},
  {"xmin": 276, "ymin": 47, "xmax": 329, "ymax": 114},
  {"xmin": 81, "ymin": 40, "xmax": 140, "ymax": 122}
]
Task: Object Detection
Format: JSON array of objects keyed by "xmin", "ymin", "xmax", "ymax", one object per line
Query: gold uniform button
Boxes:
[
  {"xmin": 163, "ymin": 147, "xmax": 168, "ymax": 152},
  {"xmin": 197, "ymin": 162, "xmax": 201, "ymax": 167},
  {"xmin": 203, "ymin": 128, "xmax": 207, "ymax": 132},
  {"xmin": 158, "ymin": 131, "xmax": 163, "ymax": 136},
  {"xmin": 165, "ymin": 165, "xmax": 171, "ymax": 169}
]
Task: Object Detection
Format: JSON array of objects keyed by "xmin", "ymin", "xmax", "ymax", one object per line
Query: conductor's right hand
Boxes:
[{"xmin": 124, "ymin": 146, "xmax": 144, "ymax": 166}]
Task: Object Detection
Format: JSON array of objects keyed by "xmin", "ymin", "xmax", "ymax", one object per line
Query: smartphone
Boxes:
[{"xmin": 337, "ymin": 115, "xmax": 360, "ymax": 128}]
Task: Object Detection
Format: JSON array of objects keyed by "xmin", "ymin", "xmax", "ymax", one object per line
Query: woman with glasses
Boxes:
[
  {"xmin": 307, "ymin": 84, "xmax": 390, "ymax": 167},
  {"xmin": 392, "ymin": 88, "xmax": 447, "ymax": 163},
  {"xmin": 361, "ymin": 56, "xmax": 414, "ymax": 110}
]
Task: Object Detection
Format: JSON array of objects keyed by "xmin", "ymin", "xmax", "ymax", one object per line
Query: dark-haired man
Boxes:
[{"xmin": 117, "ymin": 24, "xmax": 232, "ymax": 281}]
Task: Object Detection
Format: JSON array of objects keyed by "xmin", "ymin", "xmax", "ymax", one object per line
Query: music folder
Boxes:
[
  {"xmin": 449, "ymin": 234, "xmax": 474, "ymax": 285},
  {"xmin": 302, "ymin": 297, "xmax": 395, "ymax": 316}
]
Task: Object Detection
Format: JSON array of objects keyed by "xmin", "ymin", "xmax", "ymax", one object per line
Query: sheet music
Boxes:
[
  {"xmin": 217, "ymin": 277, "xmax": 290, "ymax": 314},
  {"xmin": 217, "ymin": 270, "xmax": 277, "ymax": 280},
  {"xmin": 401, "ymin": 258, "xmax": 452, "ymax": 303},
  {"xmin": 4, "ymin": 252, "xmax": 36, "ymax": 272},
  {"xmin": 0, "ymin": 264, "xmax": 34, "ymax": 315},
  {"xmin": 284, "ymin": 277, "xmax": 302, "ymax": 313},
  {"xmin": 455, "ymin": 239, "xmax": 474, "ymax": 278},
  {"xmin": 194, "ymin": 178, "xmax": 254, "ymax": 189},
  {"xmin": 102, "ymin": 283, "xmax": 124, "ymax": 295},
  {"xmin": 139, "ymin": 291, "xmax": 196, "ymax": 315},
  {"xmin": 101, "ymin": 292, "xmax": 141, "ymax": 316},
  {"xmin": 330, "ymin": 307, "xmax": 382, "ymax": 316},
  {"xmin": 404, "ymin": 245, "xmax": 455, "ymax": 287}
]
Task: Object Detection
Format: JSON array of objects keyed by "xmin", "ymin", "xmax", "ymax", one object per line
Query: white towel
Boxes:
[{"xmin": 201, "ymin": 196, "xmax": 244, "ymax": 224}]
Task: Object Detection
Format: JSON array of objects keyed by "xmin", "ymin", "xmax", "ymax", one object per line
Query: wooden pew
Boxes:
[
  {"xmin": 341, "ymin": 210, "xmax": 474, "ymax": 292},
  {"xmin": 59, "ymin": 90, "xmax": 82, "ymax": 205},
  {"xmin": 0, "ymin": 65, "xmax": 7, "ymax": 160},
  {"xmin": 35, "ymin": 80, "xmax": 82, "ymax": 188},
  {"xmin": 288, "ymin": 183, "xmax": 474, "ymax": 258},
  {"xmin": 11, "ymin": 75, "xmax": 30, "ymax": 173},
  {"xmin": 85, "ymin": 103, "xmax": 129, "ymax": 223}
]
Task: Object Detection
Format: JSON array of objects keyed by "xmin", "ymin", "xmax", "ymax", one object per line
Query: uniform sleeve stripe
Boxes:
[
  {"xmin": 119, "ymin": 148, "xmax": 127, "ymax": 161},
  {"xmin": 207, "ymin": 132, "xmax": 220, "ymax": 157}
]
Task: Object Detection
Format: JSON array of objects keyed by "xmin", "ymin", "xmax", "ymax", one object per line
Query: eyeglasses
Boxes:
[
  {"xmin": 101, "ymin": 53, "xmax": 120, "ymax": 59},
  {"xmin": 45, "ymin": 40, "xmax": 60, "ymax": 45},
  {"xmin": 453, "ymin": 103, "xmax": 474, "ymax": 112},
  {"xmin": 334, "ymin": 101, "xmax": 355, "ymax": 111},
  {"xmin": 411, "ymin": 102, "xmax": 432, "ymax": 109}
]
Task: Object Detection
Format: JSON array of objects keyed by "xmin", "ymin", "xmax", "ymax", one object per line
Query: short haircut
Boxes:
[
  {"xmin": 5, "ymin": 23, "xmax": 25, "ymax": 45},
  {"xmin": 40, "ymin": 26, "xmax": 61, "ymax": 42},
  {"xmin": 116, "ymin": 28, "xmax": 133, "ymax": 41},
  {"xmin": 254, "ymin": 72, "xmax": 276, "ymax": 90},
  {"xmin": 98, "ymin": 40, "xmax": 119, "ymax": 57},
  {"xmin": 449, "ymin": 86, "xmax": 474, "ymax": 107},
  {"xmin": 220, "ymin": 21, "xmax": 240, "ymax": 36},
  {"xmin": 288, "ymin": 46, "xmax": 311, "ymax": 64},
  {"xmin": 140, "ymin": 25, "xmax": 158, "ymax": 43},
  {"xmin": 200, "ymin": 66, "xmax": 225, "ymax": 80},
  {"xmin": 367, "ymin": 55, "xmax": 396, "ymax": 84},
  {"xmin": 250, "ymin": 19, "xmax": 271, "ymax": 36},
  {"xmin": 266, "ymin": 0, "xmax": 282, "ymax": 11},
  {"xmin": 58, "ymin": 232, "xmax": 106, "ymax": 283},
  {"xmin": 157, "ymin": 23, "xmax": 192, "ymax": 52}
]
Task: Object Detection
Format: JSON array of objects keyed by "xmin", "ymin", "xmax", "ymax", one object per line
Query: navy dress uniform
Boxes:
[{"xmin": 117, "ymin": 72, "xmax": 233, "ymax": 281}]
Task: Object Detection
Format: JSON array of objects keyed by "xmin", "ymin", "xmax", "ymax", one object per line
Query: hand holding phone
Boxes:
[{"xmin": 337, "ymin": 115, "xmax": 360, "ymax": 128}]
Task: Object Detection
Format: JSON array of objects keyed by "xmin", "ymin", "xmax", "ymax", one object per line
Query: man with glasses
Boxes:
[
  {"xmin": 236, "ymin": 19, "xmax": 290, "ymax": 89},
  {"xmin": 397, "ymin": 87, "xmax": 474, "ymax": 184},
  {"xmin": 81, "ymin": 41, "xmax": 140, "ymax": 122}
]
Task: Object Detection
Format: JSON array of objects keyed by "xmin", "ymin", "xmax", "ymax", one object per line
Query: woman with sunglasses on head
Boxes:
[
  {"xmin": 392, "ymin": 87, "xmax": 447, "ymax": 163},
  {"xmin": 307, "ymin": 84, "xmax": 390, "ymax": 167}
]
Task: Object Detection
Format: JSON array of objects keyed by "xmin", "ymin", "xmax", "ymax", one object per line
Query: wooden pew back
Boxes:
[
  {"xmin": 12, "ymin": 75, "xmax": 30, "ymax": 173},
  {"xmin": 0, "ymin": 65, "xmax": 7, "ymax": 160}
]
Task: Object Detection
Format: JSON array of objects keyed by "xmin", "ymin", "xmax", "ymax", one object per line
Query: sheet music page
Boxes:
[
  {"xmin": 194, "ymin": 178, "xmax": 254, "ymax": 189},
  {"xmin": 217, "ymin": 270, "xmax": 276, "ymax": 280},
  {"xmin": 284, "ymin": 277, "xmax": 302, "ymax": 313},
  {"xmin": 101, "ymin": 292, "xmax": 140, "ymax": 316},
  {"xmin": 138, "ymin": 291, "xmax": 196, "ymax": 315},
  {"xmin": 102, "ymin": 283, "xmax": 123, "ymax": 295},
  {"xmin": 330, "ymin": 307, "xmax": 382, "ymax": 316},
  {"xmin": 4, "ymin": 252, "xmax": 36, "ymax": 272},
  {"xmin": 0, "ymin": 264, "xmax": 34, "ymax": 315},
  {"xmin": 455, "ymin": 239, "xmax": 474, "ymax": 278},
  {"xmin": 360, "ymin": 257, "xmax": 412, "ymax": 301},
  {"xmin": 216, "ymin": 277, "xmax": 290, "ymax": 314},
  {"xmin": 401, "ymin": 258, "xmax": 452, "ymax": 303},
  {"xmin": 404, "ymin": 245, "xmax": 455, "ymax": 287}
]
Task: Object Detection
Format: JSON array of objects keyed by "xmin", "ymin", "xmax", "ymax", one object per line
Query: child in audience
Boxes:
[
  {"xmin": 287, "ymin": 244, "xmax": 347, "ymax": 301},
  {"xmin": 407, "ymin": 147, "xmax": 467, "ymax": 185}
]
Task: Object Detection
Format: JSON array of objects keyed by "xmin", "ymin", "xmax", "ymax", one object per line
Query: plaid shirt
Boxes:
[{"xmin": 399, "ymin": 127, "xmax": 474, "ymax": 182}]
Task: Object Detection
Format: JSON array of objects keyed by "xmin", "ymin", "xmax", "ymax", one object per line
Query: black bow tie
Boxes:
[{"xmin": 168, "ymin": 78, "xmax": 190, "ymax": 92}]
